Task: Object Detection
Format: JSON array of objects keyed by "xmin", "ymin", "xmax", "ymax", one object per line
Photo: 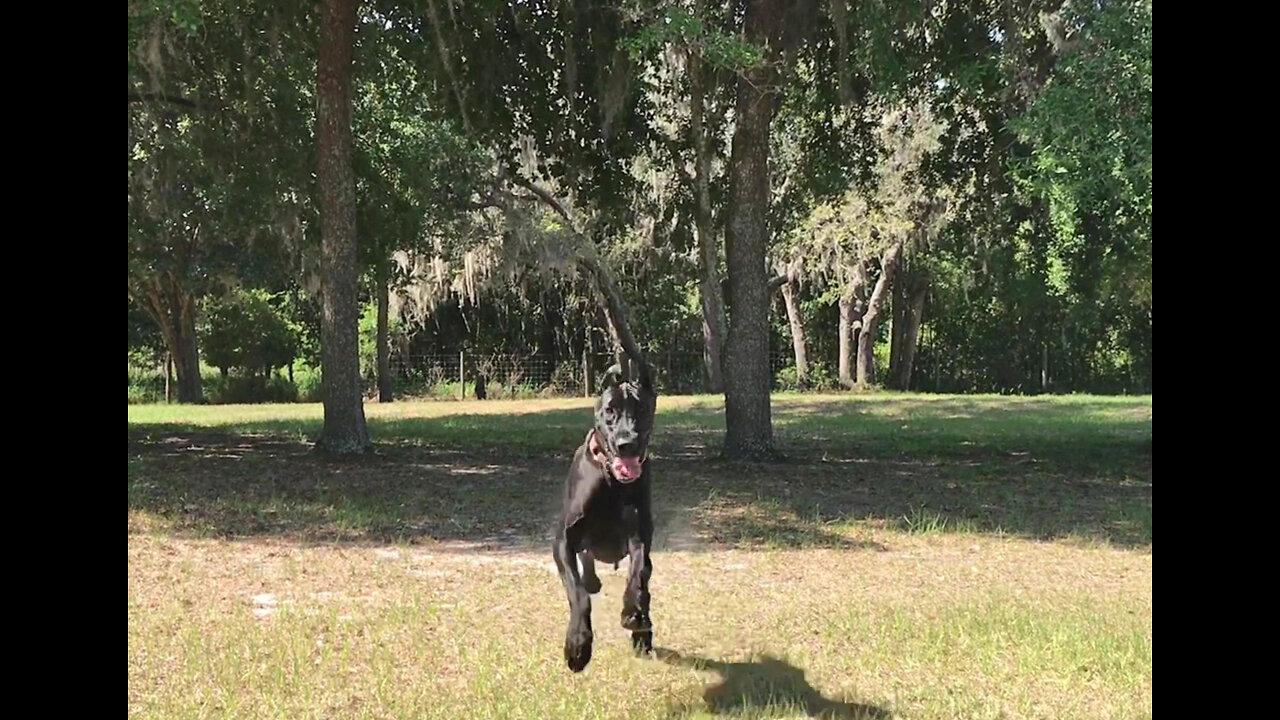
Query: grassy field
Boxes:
[{"xmin": 128, "ymin": 393, "xmax": 1152, "ymax": 720}]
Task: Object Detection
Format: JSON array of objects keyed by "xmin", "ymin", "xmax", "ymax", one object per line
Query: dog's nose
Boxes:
[{"xmin": 617, "ymin": 442, "xmax": 638, "ymax": 456}]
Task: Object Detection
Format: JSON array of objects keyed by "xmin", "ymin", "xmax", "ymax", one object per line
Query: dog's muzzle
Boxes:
[{"xmin": 586, "ymin": 428, "xmax": 646, "ymax": 482}]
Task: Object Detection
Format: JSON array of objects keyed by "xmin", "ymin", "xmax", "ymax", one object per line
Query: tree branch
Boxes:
[
  {"xmin": 1038, "ymin": 9, "xmax": 1079, "ymax": 55},
  {"xmin": 128, "ymin": 92, "xmax": 198, "ymax": 109},
  {"xmin": 510, "ymin": 175, "xmax": 577, "ymax": 229},
  {"xmin": 660, "ymin": 133, "xmax": 694, "ymax": 188},
  {"xmin": 859, "ymin": 241, "xmax": 903, "ymax": 328},
  {"xmin": 423, "ymin": 0, "xmax": 473, "ymax": 132},
  {"xmin": 768, "ymin": 257, "xmax": 801, "ymax": 293},
  {"xmin": 576, "ymin": 254, "xmax": 650, "ymax": 384},
  {"xmin": 495, "ymin": 172, "xmax": 652, "ymax": 382}
]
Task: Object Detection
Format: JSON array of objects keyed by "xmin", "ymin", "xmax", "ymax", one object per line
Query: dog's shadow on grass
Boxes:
[{"xmin": 655, "ymin": 648, "xmax": 889, "ymax": 719}]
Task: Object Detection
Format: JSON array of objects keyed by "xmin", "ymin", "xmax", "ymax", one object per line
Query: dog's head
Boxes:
[{"xmin": 589, "ymin": 363, "xmax": 656, "ymax": 482}]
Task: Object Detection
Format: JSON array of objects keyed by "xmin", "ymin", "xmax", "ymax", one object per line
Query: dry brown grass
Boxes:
[{"xmin": 129, "ymin": 394, "xmax": 1151, "ymax": 719}]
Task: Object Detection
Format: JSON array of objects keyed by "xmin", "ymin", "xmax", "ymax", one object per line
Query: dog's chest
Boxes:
[{"xmin": 577, "ymin": 484, "xmax": 640, "ymax": 561}]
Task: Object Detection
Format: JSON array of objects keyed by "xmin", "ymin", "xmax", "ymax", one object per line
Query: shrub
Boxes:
[
  {"xmin": 774, "ymin": 359, "xmax": 838, "ymax": 392},
  {"xmin": 200, "ymin": 289, "xmax": 299, "ymax": 378},
  {"xmin": 206, "ymin": 373, "xmax": 299, "ymax": 404}
]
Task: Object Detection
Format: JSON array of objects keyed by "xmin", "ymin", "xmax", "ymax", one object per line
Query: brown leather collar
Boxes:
[
  {"xmin": 585, "ymin": 428, "xmax": 647, "ymax": 475},
  {"xmin": 586, "ymin": 428, "xmax": 610, "ymax": 468}
]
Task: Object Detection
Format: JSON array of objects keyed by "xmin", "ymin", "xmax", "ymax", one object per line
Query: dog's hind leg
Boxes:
[{"xmin": 579, "ymin": 550, "xmax": 602, "ymax": 594}]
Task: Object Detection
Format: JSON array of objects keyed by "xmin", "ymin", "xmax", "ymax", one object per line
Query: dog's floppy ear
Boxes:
[{"xmin": 602, "ymin": 363, "xmax": 624, "ymax": 389}]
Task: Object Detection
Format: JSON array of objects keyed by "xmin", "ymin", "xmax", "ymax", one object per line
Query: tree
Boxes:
[
  {"xmin": 690, "ymin": 48, "xmax": 729, "ymax": 393},
  {"xmin": 887, "ymin": 250, "xmax": 930, "ymax": 390},
  {"xmin": 127, "ymin": 0, "xmax": 314, "ymax": 403},
  {"xmin": 126, "ymin": 0, "xmax": 1151, "ymax": 411},
  {"xmin": 901, "ymin": 0, "xmax": 1150, "ymax": 393},
  {"xmin": 771, "ymin": 258, "xmax": 807, "ymax": 387},
  {"xmin": 200, "ymin": 288, "xmax": 298, "ymax": 378},
  {"xmin": 352, "ymin": 14, "xmax": 486, "ymax": 403},
  {"xmin": 722, "ymin": 0, "xmax": 814, "ymax": 459},
  {"xmin": 790, "ymin": 102, "xmax": 954, "ymax": 389},
  {"xmin": 1013, "ymin": 0, "xmax": 1152, "ymax": 347},
  {"xmin": 373, "ymin": 0, "xmax": 665, "ymax": 382},
  {"xmin": 314, "ymin": 0, "xmax": 371, "ymax": 454},
  {"xmin": 623, "ymin": 4, "xmax": 757, "ymax": 394}
]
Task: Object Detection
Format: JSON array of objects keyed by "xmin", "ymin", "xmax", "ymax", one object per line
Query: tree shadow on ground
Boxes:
[
  {"xmin": 665, "ymin": 396, "xmax": 1152, "ymax": 472},
  {"xmin": 655, "ymin": 648, "xmax": 890, "ymax": 719},
  {"xmin": 127, "ymin": 430, "xmax": 559, "ymax": 548},
  {"xmin": 127, "ymin": 429, "xmax": 893, "ymax": 550},
  {"xmin": 128, "ymin": 396, "xmax": 1151, "ymax": 548}
]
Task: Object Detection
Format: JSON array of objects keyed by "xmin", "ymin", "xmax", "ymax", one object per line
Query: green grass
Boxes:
[
  {"xmin": 129, "ymin": 393, "xmax": 1152, "ymax": 719},
  {"xmin": 127, "ymin": 392, "xmax": 1152, "ymax": 470},
  {"xmin": 128, "ymin": 394, "xmax": 1151, "ymax": 546}
]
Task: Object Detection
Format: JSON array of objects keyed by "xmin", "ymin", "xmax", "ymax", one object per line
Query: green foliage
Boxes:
[
  {"xmin": 353, "ymin": 19, "xmax": 488, "ymax": 272},
  {"xmin": 128, "ymin": 363, "xmax": 167, "ymax": 404},
  {"xmin": 277, "ymin": 289, "xmax": 321, "ymax": 367},
  {"xmin": 775, "ymin": 360, "xmax": 839, "ymax": 392},
  {"xmin": 622, "ymin": 7, "xmax": 764, "ymax": 71},
  {"xmin": 129, "ymin": 299, "xmax": 167, "ymax": 367},
  {"xmin": 132, "ymin": 0, "xmax": 204, "ymax": 35},
  {"xmin": 124, "ymin": 0, "xmax": 1152, "ymax": 400},
  {"xmin": 291, "ymin": 362, "xmax": 322, "ymax": 403},
  {"xmin": 200, "ymin": 288, "xmax": 299, "ymax": 375},
  {"xmin": 873, "ymin": 339, "xmax": 890, "ymax": 384},
  {"xmin": 1012, "ymin": 0, "xmax": 1152, "ymax": 309},
  {"xmin": 206, "ymin": 373, "xmax": 299, "ymax": 404}
]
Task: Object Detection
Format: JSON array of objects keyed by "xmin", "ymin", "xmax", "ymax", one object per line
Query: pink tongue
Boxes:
[{"xmin": 611, "ymin": 456, "xmax": 641, "ymax": 479}]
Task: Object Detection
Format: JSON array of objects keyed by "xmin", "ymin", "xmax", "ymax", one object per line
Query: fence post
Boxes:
[
  {"xmin": 459, "ymin": 349, "xmax": 466, "ymax": 401},
  {"xmin": 582, "ymin": 326, "xmax": 593, "ymax": 397},
  {"xmin": 1041, "ymin": 343, "xmax": 1049, "ymax": 393}
]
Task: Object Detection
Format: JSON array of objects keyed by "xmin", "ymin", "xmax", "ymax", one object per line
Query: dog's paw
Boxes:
[
  {"xmin": 621, "ymin": 610, "xmax": 652, "ymax": 632},
  {"xmin": 631, "ymin": 630, "xmax": 653, "ymax": 655},
  {"xmin": 564, "ymin": 627, "xmax": 594, "ymax": 673},
  {"xmin": 583, "ymin": 575, "xmax": 602, "ymax": 594}
]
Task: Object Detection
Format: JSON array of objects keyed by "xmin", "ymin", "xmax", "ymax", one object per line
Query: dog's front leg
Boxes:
[
  {"xmin": 579, "ymin": 550, "xmax": 602, "ymax": 594},
  {"xmin": 620, "ymin": 507, "xmax": 654, "ymax": 654},
  {"xmin": 553, "ymin": 529, "xmax": 593, "ymax": 672}
]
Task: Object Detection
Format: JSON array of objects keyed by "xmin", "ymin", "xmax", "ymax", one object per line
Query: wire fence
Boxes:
[
  {"xmin": 386, "ymin": 350, "xmax": 807, "ymax": 398},
  {"xmin": 128, "ymin": 350, "xmax": 880, "ymax": 404},
  {"xmin": 127, "ymin": 348, "xmax": 819, "ymax": 404}
]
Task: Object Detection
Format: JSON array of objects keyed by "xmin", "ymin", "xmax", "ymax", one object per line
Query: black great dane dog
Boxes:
[{"xmin": 553, "ymin": 363, "xmax": 657, "ymax": 672}]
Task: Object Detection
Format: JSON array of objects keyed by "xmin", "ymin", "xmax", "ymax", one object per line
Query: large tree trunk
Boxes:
[
  {"xmin": 376, "ymin": 258, "xmax": 392, "ymax": 403},
  {"xmin": 135, "ymin": 274, "xmax": 203, "ymax": 403},
  {"xmin": 889, "ymin": 261, "xmax": 907, "ymax": 383},
  {"xmin": 691, "ymin": 55, "xmax": 726, "ymax": 394},
  {"xmin": 838, "ymin": 263, "xmax": 867, "ymax": 389},
  {"xmin": 855, "ymin": 241, "xmax": 904, "ymax": 389},
  {"xmin": 888, "ymin": 264, "xmax": 928, "ymax": 390},
  {"xmin": 171, "ymin": 294, "xmax": 202, "ymax": 403},
  {"xmin": 722, "ymin": 0, "xmax": 783, "ymax": 460},
  {"xmin": 315, "ymin": 0, "xmax": 370, "ymax": 454},
  {"xmin": 779, "ymin": 280, "xmax": 808, "ymax": 387},
  {"xmin": 838, "ymin": 292, "xmax": 856, "ymax": 389}
]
